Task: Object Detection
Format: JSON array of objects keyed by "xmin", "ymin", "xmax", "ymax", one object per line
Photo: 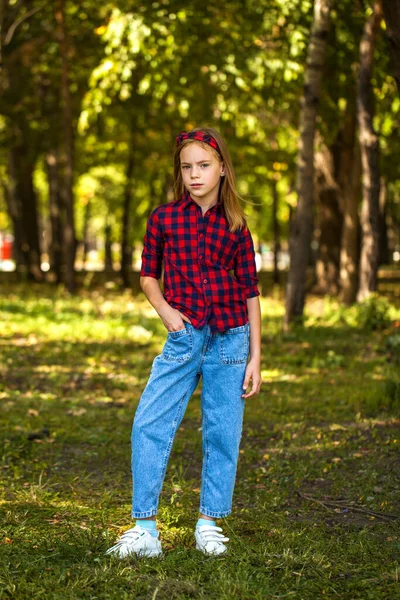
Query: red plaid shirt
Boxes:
[{"xmin": 140, "ymin": 192, "xmax": 260, "ymax": 333}]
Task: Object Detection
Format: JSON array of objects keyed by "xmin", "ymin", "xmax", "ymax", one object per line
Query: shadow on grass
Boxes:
[{"xmin": 1, "ymin": 291, "xmax": 400, "ymax": 598}]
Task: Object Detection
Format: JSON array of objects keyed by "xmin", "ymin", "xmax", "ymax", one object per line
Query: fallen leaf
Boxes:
[
  {"xmin": 330, "ymin": 423, "xmax": 347, "ymax": 431},
  {"xmin": 27, "ymin": 409, "xmax": 39, "ymax": 417},
  {"xmin": 67, "ymin": 408, "xmax": 87, "ymax": 416}
]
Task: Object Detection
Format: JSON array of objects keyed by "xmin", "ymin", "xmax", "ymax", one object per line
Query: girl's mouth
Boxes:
[{"xmin": 191, "ymin": 184, "xmax": 203, "ymax": 187}]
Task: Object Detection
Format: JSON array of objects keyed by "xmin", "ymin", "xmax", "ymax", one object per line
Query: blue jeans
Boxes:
[{"xmin": 131, "ymin": 321, "xmax": 250, "ymax": 519}]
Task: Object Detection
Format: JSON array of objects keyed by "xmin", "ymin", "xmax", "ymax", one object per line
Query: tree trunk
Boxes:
[
  {"xmin": 120, "ymin": 118, "xmax": 136, "ymax": 289},
  {"xmin": 104, "ymin": 217, "xmax": 113, "ymax": 276},
  {"xmin": 386, "ymin": 201, "xmax": 396, "ymax": 266},
  {"xmin": 339, "ymin": 107, "xmax": 361, "ymax": 305},
  {"xmin": 6, "ymin": 148, "xmax": 27, "ymax": 273},
  {"xmin": 9, "ymin": 145, "xmax": 42, "ymax": 281},
  {"xmin": 0, "ymin": 0, "xmax": 13, "ymax": 97},
  {"xmin": 271, "ymin": 178, "xmax": 281, "ymax": 285},
  {"xmin": 382, "ymin": 0, "xmax": 400, "ymax": 94},
  {"xmin": 0, "ymin": 0, "xmax": 7, "ymax": 94},
  {"xmin": 55, "ymin": 0, "xmax": 76, "ymax": 293},
  {"xmin": 378, "ymin": 178, "xmax": 389, "ymax": 265},
  {"xmin": 314, "ymin": 142, "xmax": 342, "ymax": 295},
  {"xmin": 357, "ymin": 0, "xmax": 383, "ymax": 302},
  {"xmin": 46, "ymin": 151, "xmax": 64, "ymax": 283},
  {"xmin": 82, "ymin": 198, "xmax": 91, "ymax": 269},
  {"xmin": 284, "ymin": 0, "xmax": 333, "ymax": 326}
]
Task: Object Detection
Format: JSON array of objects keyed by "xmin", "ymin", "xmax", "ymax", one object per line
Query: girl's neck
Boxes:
[{"xmin": 190, "ymin": 194, "xmax": 219, "ymax": 216}]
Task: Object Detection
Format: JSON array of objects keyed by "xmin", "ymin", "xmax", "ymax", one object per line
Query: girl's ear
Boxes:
[{"xmin": 220, "ymin": 163, "xmax": 225, "ymax": 177}]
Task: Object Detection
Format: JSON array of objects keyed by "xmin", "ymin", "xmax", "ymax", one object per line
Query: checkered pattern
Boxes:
[
  {"xmin": 140, "ymin": 193, "xmax": 260, "ymax": 333},
  {"xmin": 176, "ymin": 131, "xmax": 221, "ymax": 155}
]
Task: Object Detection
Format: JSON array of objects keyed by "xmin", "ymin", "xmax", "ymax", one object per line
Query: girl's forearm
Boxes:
[
  {"xmin": 140, "ymin": 276, "xmax": 170, "ymax": 316},
  {"xmin": 247, "ymin": 296, "xmax": 261, "ymax": 360}
]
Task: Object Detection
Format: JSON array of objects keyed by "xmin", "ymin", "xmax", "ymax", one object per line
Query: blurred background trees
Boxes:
[{"xmin": 0, "ymin": 0, "xmax": 399, "ymax": 320}]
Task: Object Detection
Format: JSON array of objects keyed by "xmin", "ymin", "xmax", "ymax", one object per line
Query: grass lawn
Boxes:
[{"xmin": 0, "ymin": 285, "xmax": 399, "ymax": 600}]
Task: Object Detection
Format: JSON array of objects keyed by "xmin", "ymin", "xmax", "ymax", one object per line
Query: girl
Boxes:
[{"xmin": 106, "ymin": 127, "xmax": 262, "ymax": 558}]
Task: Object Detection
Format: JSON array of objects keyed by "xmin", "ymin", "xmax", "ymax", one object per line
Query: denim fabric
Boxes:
[{"xmin": 131, "ymin": 321, "xmax": 250, "ymax": 519}]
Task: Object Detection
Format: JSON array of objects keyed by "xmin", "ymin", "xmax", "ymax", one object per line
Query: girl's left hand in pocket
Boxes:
[{"xmin": 241, "ymin": 359, "xmax": 262, "ymax": 398}]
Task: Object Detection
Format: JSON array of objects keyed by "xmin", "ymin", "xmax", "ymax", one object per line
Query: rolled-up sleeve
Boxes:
[
  {"xmin": 234, "ymin": 227, "xmax": 260, "ymax": 298},
  {"xmin": 140, "ymin": 208, "xmax": 164, "ymax": 279}
]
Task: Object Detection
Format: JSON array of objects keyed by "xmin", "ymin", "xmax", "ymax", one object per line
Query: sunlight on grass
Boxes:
[
  {"xmin": 0, "ymin": 285, "xmax": 399, "ymax": 599},
  {"xmin": 261, "ymin": 369, "xmax": 298, "ymax": 382}
]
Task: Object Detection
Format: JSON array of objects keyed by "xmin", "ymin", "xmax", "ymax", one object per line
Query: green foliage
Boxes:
[
  {"xmin": 384, "ymin": 376, "xmax": 400, "ymax": 409},
  {"xmin": 311, "ymin": 349, "xmax": 346, "ymax": 368},
  {"xmin": 385, "ymin": 332, "xmax": 400, "ymax": 364},
  {"xmin": 2, "ymin": 0, "xmax": 400, "ymax": 254},
  {"xmin": 75, "ymin": 165, "xmax": 126, "ymax": 240},
  {"xmin": 311, "ymin": 294, "xmax": 396, "ymax": 332},
  {"xmin": 355, "ymin": 294, "xmax": 393, "ymax": 332},
  {"xmin": 363, "ymin": 370, "xmax": 400, "ymax": 416}
]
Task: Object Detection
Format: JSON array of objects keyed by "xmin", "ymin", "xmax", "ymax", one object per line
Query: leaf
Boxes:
[
  {"xmin": 27, "ymin": 409, "xmax": 39, "ymax": 417},
  {"xmin": 67, "ymin": 408, "xmax": 87, "ymax": 416},
  {"xmin": 329, "ymin": 423, "xmax": 347, "ymax": 431}
]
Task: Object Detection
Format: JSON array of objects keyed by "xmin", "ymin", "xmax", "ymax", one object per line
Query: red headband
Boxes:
[{"xmin": 176, "ymin": 130, "xmax": 221, "ymax": 155}]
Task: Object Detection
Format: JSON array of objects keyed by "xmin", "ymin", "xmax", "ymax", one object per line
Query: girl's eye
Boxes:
[{"xmin": 181, "ymin": 164, "xmax": 209, "ymax": 170}]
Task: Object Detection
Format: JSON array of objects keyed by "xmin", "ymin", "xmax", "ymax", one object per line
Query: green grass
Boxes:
[{"xmin": 0, "ymin": 285, "xmax": 400, "ymax": 600}]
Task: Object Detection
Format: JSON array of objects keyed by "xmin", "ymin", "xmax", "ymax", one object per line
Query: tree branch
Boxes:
[{"xmin": 4, "ymin": 5, "xmax": 42, "ymax": 46}]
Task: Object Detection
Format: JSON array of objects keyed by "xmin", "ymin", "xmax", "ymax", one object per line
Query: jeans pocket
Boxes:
[
  {"xmin": 219, "ymin": 324, "xmax": 249, "ymax": 365},
  {"xmin": 162, "ymin": 325, "xmax": 193, "ymax": 362}
]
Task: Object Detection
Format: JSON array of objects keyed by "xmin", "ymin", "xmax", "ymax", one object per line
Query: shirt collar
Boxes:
[
  {"xmin": 180, "ymin": 191, "xmax": 192, "ymax": 210},
  {"xmin": 180, "ymin": 191, "xmax": 222, "ymax": 214}
]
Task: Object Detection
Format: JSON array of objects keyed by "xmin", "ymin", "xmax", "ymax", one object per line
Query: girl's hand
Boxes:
[
  {"xmin": 241, "ymin": 358, "xmax": 262, "ymax": 398},
  {"xmin": 160, "ymin": 305, "xmax": 192, "ymax": 332}
]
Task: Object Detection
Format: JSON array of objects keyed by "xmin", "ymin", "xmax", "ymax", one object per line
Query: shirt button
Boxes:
[
  {"xmin": 206, "ymin": 301, "xmax": 211, "ymax": 306},
  {"xmin": 199, "ymin": 233, "xmax": 204, "ymax": 238},
  {"xmin": 203, "ymin": 279, "xmax": 208, "ymax": 284},
  {"xmin": 199, "ymin": 254, "xmax": 203, "ymax": 259}
]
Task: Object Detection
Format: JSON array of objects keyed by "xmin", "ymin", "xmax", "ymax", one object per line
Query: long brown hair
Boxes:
[{"xmin": 173, "ymin": 127, "xmax": 247, "ymax": 232}]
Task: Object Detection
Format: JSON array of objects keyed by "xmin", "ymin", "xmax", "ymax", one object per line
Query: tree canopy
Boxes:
[{"xmin": 0, "ymin": 0, "xmax": 399, "ymax": 296}]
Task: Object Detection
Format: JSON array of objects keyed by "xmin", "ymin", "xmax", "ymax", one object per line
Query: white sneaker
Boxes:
[
  {"xmin": 195, "ymin": 525, "xmax": 229, "ymax": 555},
  {"xmin": 105, "ymin": 525, "xmax": 162, "ymax": 558}
]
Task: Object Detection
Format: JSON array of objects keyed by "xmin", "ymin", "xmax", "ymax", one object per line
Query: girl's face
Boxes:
[{"xmin": 180, "ymin": 143, "xmax": 224, "ymax": 203}]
